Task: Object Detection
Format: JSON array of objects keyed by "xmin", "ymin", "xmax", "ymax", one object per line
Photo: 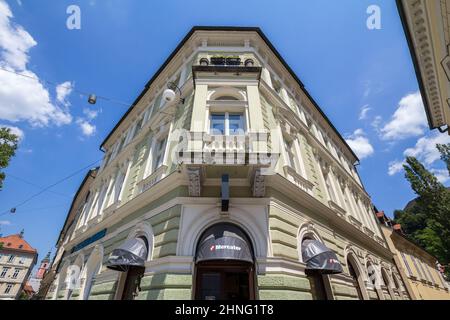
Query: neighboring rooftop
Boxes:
[{"xmin": 0, "ymin": 233, "xmax": 37, "ymax": 254}]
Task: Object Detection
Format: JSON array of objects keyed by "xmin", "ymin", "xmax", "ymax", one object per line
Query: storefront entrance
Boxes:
[
  {"xmin": 194, "ymin": 223, "xmax": 255, "ymax": 301},
  {"xmin": 195, "ymin": 261, "xmax": 255, "ymax": 300},
  {"xmin": 120, "ymin": 266, "xmax": 145, "ymax": 300}
]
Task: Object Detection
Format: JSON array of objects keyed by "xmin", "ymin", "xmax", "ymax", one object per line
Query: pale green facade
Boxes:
[{"xmin": 47, "ymin": 27, "xmax": 409, "ymax": 301}]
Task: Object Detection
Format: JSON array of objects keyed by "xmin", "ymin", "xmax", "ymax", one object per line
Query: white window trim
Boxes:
[{"xmin": 208, "ymin": 112, "xmax": 247, "ymax": 136}]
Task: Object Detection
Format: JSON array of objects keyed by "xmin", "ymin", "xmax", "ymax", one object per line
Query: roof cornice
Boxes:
[{"xmin": 98, "ymin": 26, "xmax": 359, "ymax": 162}]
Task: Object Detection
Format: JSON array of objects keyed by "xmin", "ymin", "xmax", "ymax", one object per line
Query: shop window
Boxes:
[{"xmin": 347, "ymin": 261, "xmax": 363, "ymax": 300}]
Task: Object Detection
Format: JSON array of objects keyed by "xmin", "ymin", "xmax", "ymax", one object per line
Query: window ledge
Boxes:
[
  {"xmin": 348, "ymin": 216, "xmax": 363, "ymax": 229},
  {"xmin": 328, "ymin": 200, "xmax": 346, "ymax": 217},
  {"xmin": 103, "ymin": 201, "xmax": 122, "ymax": 218},
  {"xmin": 363, "ymin": 227, "xmax": 375, "ymax": 237},
  {"xmin": 283, "ymin": 165, "xmax": 314, "ymax": 194},
  {"xmin": 139, "ymin": 165, "xmax": 168, "ymax": 194}
]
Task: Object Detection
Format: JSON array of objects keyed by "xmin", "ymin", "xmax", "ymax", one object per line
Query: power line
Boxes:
[
  {"xmin": 8, "ymin": 174, "xmax": 71, "ymax": 198},
  {"xmin": 0, "ymin": 66, "xmax": 132, "ymax": 108},
  {"xmin": 0, "ymin": 159, "xmax": 102, "ymax": 217}
]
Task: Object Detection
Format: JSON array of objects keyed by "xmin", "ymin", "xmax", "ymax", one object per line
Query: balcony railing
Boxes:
[
  {"xmin": 178, "ymin": 132, "xmax": 276, "ymax": 167},
  {"xmin": 138, "ymin": 165, "xmax": 168, "ymax": 194},
  {"xmin": 199, "ymin": 57, "xmax": 255, "ymax": 67}
]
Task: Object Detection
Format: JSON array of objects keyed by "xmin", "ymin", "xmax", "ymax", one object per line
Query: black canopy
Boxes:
[
  {"xmin": 196, "ymin": 224, "xmax": 253, "ymax": 264},
  {"xmin": 301, "ymin": 239, "xmax": 343, "ymax": 274},
  {"xmin": 106, "ymin": 238, "xmax": 148, "ymax": 272}
]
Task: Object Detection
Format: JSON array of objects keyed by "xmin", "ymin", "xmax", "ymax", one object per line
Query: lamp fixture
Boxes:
[{"xmin": 163, "ymin": 82, "xmax": 185, "ymax": 104}]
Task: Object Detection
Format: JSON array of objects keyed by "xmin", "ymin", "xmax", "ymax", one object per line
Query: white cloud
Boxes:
[
  {"xmin": 404, "ymin": 133, "xmax": 450, "ymax": 165},
  {"xmin": 388, "ymin": 160, "xmax": 405, "ymax": 176},
  {"xmin": 431, "ymin": 169, "xmax": 449, "ymax": 184},
  {"xmin": 0, "ymin": 124, "xmax": 24, "ymax": 140},
  {"xmin": 359, "ymin": 105, "xmax": 371, "ymax": 120},
  {"xmin": 83, "ymin": 108, "xmax": 99, "ymax": 120},
  {"xmin": 345, "ymin": 129, "xmax": 375, "ymax": 160},
  {"xmin": 0, "ymin": 220, "xmax": 11, "ymax": 226},
  {"xmin": 0, "ymin": 0, "xmax": 36, "ymax": 70},
  {"xmin": 380, "ymin": 91, "xmax": 427, "ymax": 140},
  {"xmin": 76, "ymin": 118, "xmax": 96, "ymax": 137},
  {"xmin": 0, "ymin": 0, "xmax": 72, "ymax": 127},
  {"xmin": 56, "ymin": 81, "xmax": 73, "ymax": 107},
  {"xmin": 387, "ymin": 132, "xmax": 450, "ymax": 178}
]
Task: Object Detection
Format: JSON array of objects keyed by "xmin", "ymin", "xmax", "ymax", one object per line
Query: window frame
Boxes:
[
  {"xmin": 209, "ymin": 112, "xmax": 246, "ymax": 136},
  {"xmin": 4, "ymin": 284, "xmax": 13, "ymax": 294},
  {"xmin": 12, "ymin": 268, "xmax": 20, "ymax": 279},
  {"xmin": 0, "ymin": 267, "xmax": 9, "ymax": 278}
]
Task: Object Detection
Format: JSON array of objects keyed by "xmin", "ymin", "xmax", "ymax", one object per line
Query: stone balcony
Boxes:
[{"xmin": 179, "ymin": 132, "xmax": 276, "ymax": 167}]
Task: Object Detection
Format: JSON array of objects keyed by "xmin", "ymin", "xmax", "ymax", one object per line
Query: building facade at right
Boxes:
[
  {"xmin": 377, "ymin": 212, "xmax": 450, "ymax": 300},
  {"xmin": 397, "ymin": 0, "xmax": 450, "ymax": 133}
]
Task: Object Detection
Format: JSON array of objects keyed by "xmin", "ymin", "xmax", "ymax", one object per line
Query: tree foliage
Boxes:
[
  {"xmin": 394, "ymin": 145, "xmax": 450, "ymax": 278},
  {"xmin": 437, "ymin": 143, "xmax": 450, "ymax": 174},
  {"xmin": 0, "ymin": 127, "xmax": 19, "ymax": 190}
]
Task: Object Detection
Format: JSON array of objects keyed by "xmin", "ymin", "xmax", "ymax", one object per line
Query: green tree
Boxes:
[
  {"xmin": 394, "ymin": 153, "xmax": 450, "ymax": 277},
  {"xmin": 0, "ymin": 127, "xmax": 19, "ymax": 190},
  {"xmin": 437, "ymin": 143, "xmax": 450, "ymax": 174}
]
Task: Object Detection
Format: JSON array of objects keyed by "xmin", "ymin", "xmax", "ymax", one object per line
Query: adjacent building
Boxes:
[
  {"xmin": 377, "ymin": 212, "xmax": 450, "ymax": 300},
  {"xmin": 0, "ymin": 231, "xmax": 38, "ymax": 300},
  {"xmin": 41, "ymin": 168, "xmax": 98, "ymax": 300},
  {"xmin": 27, "ymin": 251, "xmax": 51, "ymax": 297},
  {"xmin": 397, "ymin": 0, "xmax": 450, "ymax": 133},
  {"xmin": 47, "ymin": 26, "xmax": 408, "ymax": 300}
]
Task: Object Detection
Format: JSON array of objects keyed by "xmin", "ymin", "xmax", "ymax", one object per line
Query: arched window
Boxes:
[
  {"xmin": 381, "ymin": 268, "xmax": 396, "ymax": 300},
  {"xmin": 366, "ymin": 262, "xmax": 382, "ymax": 300},
  {"xmin": 346, "ymin": 253, "xmax": 368, "ymax": 300},
  {"xmin": 80, "ymin": 246, "xmax": 103, "ymax": 300},
  {"xmin": 348, "ymin": 260, "xmax": 363, "ymax": 300},
  {"xmin": 66, "ymin": 255, "xmax": 84, "ymax": 300},
  {"xmin": 302, "ymin": 238, "xmax": 329, "ymax": 300},
  {"xmin": 215, "ymin": 96, "xmax": 239, "ymax": 101}
]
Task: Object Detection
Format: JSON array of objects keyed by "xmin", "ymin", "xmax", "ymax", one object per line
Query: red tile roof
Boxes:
[
  {"xmin": 23, "ymin": 283, "xmax": 35, "ymax": 295},
  {"xmin": 0, "ymin": 234, "xmax": 37, "ymax": 254}
]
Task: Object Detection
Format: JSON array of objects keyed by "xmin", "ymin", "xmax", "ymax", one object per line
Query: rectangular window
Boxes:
[
  {"xmin": 210, "ymin": 114, "xmax": 225, "ymax": 135},
  {"xmin": 12, "ymin": 268, "xmax": 20, "ymax": 279},
  {"xmin": 228, "ymin": 114, "xmax": 245, "ymax": 135},
  {"xmin": 4, "ymin": 284, "xmax": 13, "ymax": 294},
  {"xmin": 210, "ymin": 113, "xmax": 245, "ymax": 136},
  {"xmin": 153, "ymin": 137, "xmax": 167, "ymax": 172},
  {"xmin": 410, "ymin": 255, "xmax": 424, "ymax": 279},
  {"xmin": 7, "ymin": 255, "xmax": 14, "ymax": 263},
  {"xmin": 133, "ymin": 117, "xmax": 144, "ymax": 140},
  {"xmin": 424, "ymin": 264, "xmax": 435, "ymax": 284},
  {"xmin": 0, "ymin": 267, "xmax": 9, "ymax": 278},
  {"xmin": 325, "ymin": 173, "xmax": 337, "ymax": 203},
  {"xmin": 284, "ymin": 139, "xmax": 298, "ymax": 172},
  {"xmin": 401, "ymin": 252, "xmax": 413, "ymax": 276}
]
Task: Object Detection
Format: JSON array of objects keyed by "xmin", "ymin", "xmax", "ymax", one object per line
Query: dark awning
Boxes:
[
  {"xmin": 196, "ymin": 224, "xmax": 253, "ymax": 264},
  {"xmin": 106, "ymin": 238, "xmax": 148, "ymax": 272},
  {"xmin": 301, "ymin": 240, "xmax": 343, "ymax": 274}
]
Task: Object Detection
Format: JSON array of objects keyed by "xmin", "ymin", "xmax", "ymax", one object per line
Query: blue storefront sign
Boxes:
[{"xmin": 71, "ymin": 229, "xmax": 107, "ymax": 254}]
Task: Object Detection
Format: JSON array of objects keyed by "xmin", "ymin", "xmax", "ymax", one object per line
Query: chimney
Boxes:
[{"xmin": 393, "ymin": 224, "xmax": 403, "ymax": 233}]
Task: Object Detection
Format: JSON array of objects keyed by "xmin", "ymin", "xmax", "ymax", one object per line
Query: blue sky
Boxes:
[{"xmin": 0, "ymin": 0, "xmax": 449, "ymax": 266}]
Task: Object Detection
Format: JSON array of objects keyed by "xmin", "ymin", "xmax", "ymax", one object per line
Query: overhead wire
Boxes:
[{"xmin": 0, "ymin": 158, "xmax": 101, "ymax": 217}]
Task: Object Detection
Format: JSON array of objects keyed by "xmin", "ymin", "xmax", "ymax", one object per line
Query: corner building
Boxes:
[{"xmin": 47, "ymin": 27, "xmax": 409, "ymax": 300}]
